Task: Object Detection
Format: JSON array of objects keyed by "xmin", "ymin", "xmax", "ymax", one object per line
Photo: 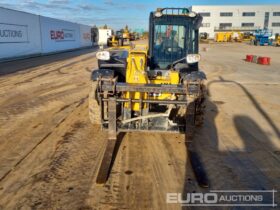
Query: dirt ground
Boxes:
[{"xmin": 0, "ymin": 42, "xmax": 279, "ymax": 210}]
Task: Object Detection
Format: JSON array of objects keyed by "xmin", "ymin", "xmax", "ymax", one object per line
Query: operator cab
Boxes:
[
  {"xmin": 116, "ymin": 31, "xmax": 123, "ymax": 38},
  {"xmin": 148, "ymin": 8, "xmax": 202, "ymax": 74}
]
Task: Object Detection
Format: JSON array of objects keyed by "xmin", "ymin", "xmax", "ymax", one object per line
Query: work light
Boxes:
[
  {"xmin": 155, "ymin": 8, "xmax": 163, "ymax": 17},
  {"xmin": 186, "ymin": 54, "xmax": 201, "ymax": 63},
  {"xmin": 96, "ymin": 51, "xmax": 110, "ymax": 60},
  {"xmin": 188, "ymin": 12, "xmax": 197, "ymax": 17}
]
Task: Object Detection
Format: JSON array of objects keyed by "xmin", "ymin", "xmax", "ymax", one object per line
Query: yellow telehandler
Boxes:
[{"xmin": 89, "ymin": 8, "xmax": 208, "ymax": 187}]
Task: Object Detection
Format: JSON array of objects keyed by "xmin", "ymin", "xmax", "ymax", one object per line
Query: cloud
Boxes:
[
  {"xmin": 103, "ymin": 0, "xmax": 117, "ymax": 6},
  {"xmin": 20, "ymin": 0, "xmax": 106, "ymax": 13},
  {"xmin": 21, "ymin": 0, "xmax": 77, "ymax": 11},
  {"xmin": 48, "ymin": 0, "xmax": 69, "ymax": 4},
  {"xmin": 0, "ymin": 0, "xmax": 149, "ymax": 29},
  {"xmin": 103, "ymin": 0, "xmax": 148, "ymax": 10},
  {"xmin": 78, "ymin": 3, "xmax": 106, "ymax": 11},
  {"xmin": 0, "ymin": 2, "xmax": 22, "ymax": 11}
]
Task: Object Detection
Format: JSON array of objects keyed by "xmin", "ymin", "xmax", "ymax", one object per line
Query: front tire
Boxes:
[{"xmin": 89, "ymin": 81, "xmax": 101, "ymax": 125}]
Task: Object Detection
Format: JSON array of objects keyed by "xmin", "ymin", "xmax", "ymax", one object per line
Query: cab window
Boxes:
[{"xmin": 153, "ymin": 25, "xmax": 185, "ymax": 69}]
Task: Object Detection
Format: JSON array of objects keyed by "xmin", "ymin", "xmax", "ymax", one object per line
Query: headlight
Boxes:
[
  {"xmin": 186, "ymin": 54, "xmax": 201, "ymax": 64},
  {"xmin": 188, "ymin": 12, "xmax": 197, "ymax": 17},
  {"xmin": 96, "ymin": 51, "xmax": 110, "ymax": 60}
]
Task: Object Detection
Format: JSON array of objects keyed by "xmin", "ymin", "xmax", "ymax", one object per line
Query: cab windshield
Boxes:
[{"xmin": 153, "ymin": 24, "xmax": 185, "ymax": 69}]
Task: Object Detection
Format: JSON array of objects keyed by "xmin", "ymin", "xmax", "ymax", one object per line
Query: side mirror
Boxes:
[{"xmin": 194, "ymin": 15, "xmax": 203, "ymax": 30}]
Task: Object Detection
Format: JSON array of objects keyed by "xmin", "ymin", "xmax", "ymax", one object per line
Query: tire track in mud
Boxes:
[
  {"xmin": 200, "ymin": 60, "xmax": 237, "ymax": 80},
  {"xmin": 0, "ymin": 96, "xmax": 87, "ymax": 183},
  {"xmin": 14, "ymin": 55, "xmax": 95, "ymax": 85},
  {"xmin": 0, "ymin": 51, "xmax": 96, "ymax": 89},
  {"xmin": 0, "ymin": 85, "xmax": 87, "ymax": 117},
  {"xmin": 18, "ymin": 108, "xmax": 104, "ymax": 209},
  {"xmin": 0, "ymin": 100, "xmax": 108, "ymax": 210},
  {"xmin": 87, "ymin": 135, "xmax": 129, "ymax": 210},
  {"xmin": 89, "ymin": 133, "xmax": 189, "ymax": 210},
  {"xmin": 0, "ymin": 48, "xmax": 104, "ymax": 209},
  {"xmin": 86, "ymin": 133, "xmax": 137, "ymax": 210}
]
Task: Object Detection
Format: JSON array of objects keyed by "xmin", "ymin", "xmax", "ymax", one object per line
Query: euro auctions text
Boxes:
[{"xmin": 166, "ymin": 190, "xmax": 277, "ymax": 207}]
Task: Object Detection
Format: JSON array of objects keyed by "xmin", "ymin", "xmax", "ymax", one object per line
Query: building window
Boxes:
[
  {"xmin": 273, "ymin": 12, "xmax": 280, "ymax": 16},
  {"xmin": 220, "ymin": 12, "xmax": 233, "ymax": 17},
  {"xmin": 219, "ymin": 23, "xmax": 232, "ymax": 28},
  {"xmin": 272, "ymin": 22, "xmax": 280, "ymax": 27},
  {"xmin": 201, "ymin": 23, "xmax": 210, "ymax": 27},
  {"xmin": 264, "ymin": 12, "xmax": 270, "ymax": 29},
  {"xmin": 242, "ymin": 12, "xmax": 255, "ymax": 16},
  {"xmin": 241, "ymin": 23, "xmax": 255, "ymax": 27},
  {"xmin": 199, "ymin": 12, "xmax": 210, "ymax": 17}
]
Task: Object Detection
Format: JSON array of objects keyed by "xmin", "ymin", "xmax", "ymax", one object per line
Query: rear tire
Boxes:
[{"xmin": 89, "ymin": 81, "xmax": 101, "ymax": 125}]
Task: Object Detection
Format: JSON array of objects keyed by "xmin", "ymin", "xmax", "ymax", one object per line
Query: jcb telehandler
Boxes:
[{"xmin": 89, "ymin": 8, "xmax": 208, "ymax": 187}]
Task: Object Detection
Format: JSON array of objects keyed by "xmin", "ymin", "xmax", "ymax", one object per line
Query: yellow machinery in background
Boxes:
[
  {"xmin": 122, "ymin": 25, "xmax": 130, "ymax": 41},
  {"xmin": 276, "ymin": 33, "xmax": 280, "ymax": 46},
  {"xmin": 215, "ymin": 32, "xmax": 231, "ymax": 42},
  {"xmin": 231, "ymin": 31, "xmax": 242, "ymax": 42},
  {"xmin": 107, "ymin": 27, "xmax": 132, "ymax": 47},
  {"xmin": 107, "ymin": 35, "xmax": 119, "ymax": 47},
  {"xmin": 214, "ymin": 32, "xmax": 223, "ymax": 42},
  {"xmin": 242, "ymin": 32, "xmax": 253, "ymax": 42},
  {"xmin": 199, "ymin": 32, "xmax": 209, "ymax": 43},
  {"xmin": 215, "ymin": 31, "xmax": 244, "ymax": 42}
]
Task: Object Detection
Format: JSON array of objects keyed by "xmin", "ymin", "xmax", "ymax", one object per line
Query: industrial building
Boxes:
[{"xmin": 190, "ymin": 5, "xmax": 280, "ymax": 38}]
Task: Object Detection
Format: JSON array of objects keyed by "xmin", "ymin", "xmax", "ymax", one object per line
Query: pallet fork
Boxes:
[{"xmin": 95, "ymin": 81, "xmax": 209, "ymax": 187}]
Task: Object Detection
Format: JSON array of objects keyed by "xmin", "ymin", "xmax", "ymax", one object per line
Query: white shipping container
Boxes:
[
  {"xmin": 40, "ymin": 16, "xmax": 80, "ymax": 53},
  {"xmin": 98, "ymin": 29, "xmax": 112, "ymax": 46},
  {"xmin": 80, "ymin": 24, "xmax": 92, "ymax": 47},
  {"xmin": 0, "ymin": 7, "xmax": 41, "ymax": 60}
]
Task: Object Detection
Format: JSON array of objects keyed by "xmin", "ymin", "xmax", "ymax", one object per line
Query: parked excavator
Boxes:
[{"xmin": 89, "ymin": 8, "xmax": 208, "ymax": 187}]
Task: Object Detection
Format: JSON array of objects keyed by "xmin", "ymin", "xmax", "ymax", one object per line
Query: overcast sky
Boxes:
[{"xmin": 0, "ymin": 0, "xmax": 279, "ymax": 30}]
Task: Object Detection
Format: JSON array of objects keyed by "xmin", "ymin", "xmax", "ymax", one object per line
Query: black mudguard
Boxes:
[
  {"xmin": 91, "ymin": 69, "xmax": 115, "ymax": 81},
  {"xmin": 181, "ymin": 70, "xmax": 207, "ymax": 82}
]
